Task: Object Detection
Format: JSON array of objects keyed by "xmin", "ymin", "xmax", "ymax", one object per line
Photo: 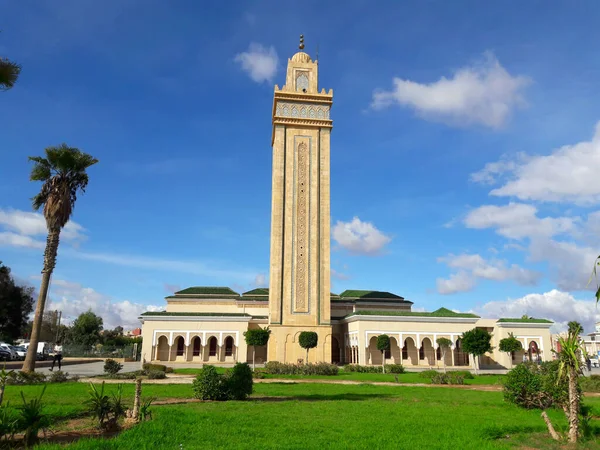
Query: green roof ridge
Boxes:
[
  {"xmin": 497, "ymin": 318, "xmax": 553, "ymax": 324},
  {"xmin": 339, "ymin": 289, "xmax": 404, "ymax": 300},
  {"xmin": 344, "ymin": 310, "xmax": 480, "ymax": 319},
  {"xmin": 174, "ymin": 286, "xmax": 240, "ymax": 296},
  {"xmin": 242, "ymin": 288, "xmax": 269, "ymax": 296}
]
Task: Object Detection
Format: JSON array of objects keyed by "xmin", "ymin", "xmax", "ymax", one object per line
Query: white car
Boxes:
[{"xmin": 10, "ymin": 345, "xmax": 26, "ymax": 360}]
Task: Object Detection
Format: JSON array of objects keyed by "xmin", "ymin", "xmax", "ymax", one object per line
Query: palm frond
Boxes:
[{"xmin": 0, "ymin": 57, "xmax": 21, "ymax": 91}]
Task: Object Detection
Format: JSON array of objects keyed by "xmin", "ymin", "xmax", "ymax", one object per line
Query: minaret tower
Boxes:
[{"xmin": 268, "ymin": 36, "xmax": 333, "ymax": 362}]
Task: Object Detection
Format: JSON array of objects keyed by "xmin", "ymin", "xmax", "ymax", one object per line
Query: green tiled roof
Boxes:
[
  {"xmin": 140, "ymin": 312, "xmax": 251, "ymax": 317},
  {"xmin": 336, "ymin": 290, "xmax": 411, "ymax": 303},
  {"xmin": 497, "ymin": 318, "xmax": 553, "ymax": 324},
  {"xmin": 242, "ymin": 288, "xmax": 269, "ymax": 296},
  {"xmin": 344, "ymin": 309, "xmax": 480, "ymax": 319},
  {"xmin": 173, "ymin": 286, "xmax": 240, "ymax": 296}
]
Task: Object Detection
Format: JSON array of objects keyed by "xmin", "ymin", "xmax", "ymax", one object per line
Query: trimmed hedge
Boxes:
[
  {"xmin": 264, "ymin": 362, "xmax": 339, "ymax": 375},
  {"xmin": 419, "ymin": 370, "xmax": 474, "ymax": 380},
  {"xmin": 147, "ymin": 370, "xmax": 167, "ymax": 380},
  {"xmin": 143, "ymin": 363, "xmax": 167, "ymax": 372},
  {"xmin": 342, "ymin": 364, "xmax": 405, "ymax": 374},
  {"xmin": 431, "ymin": 373, "xmax": 465, "ymax": 385}
]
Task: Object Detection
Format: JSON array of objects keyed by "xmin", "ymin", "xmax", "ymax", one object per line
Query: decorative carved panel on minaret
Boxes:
[{"xmin": 294, "ymin": 141, "xmax": 309, "ymax": 313}]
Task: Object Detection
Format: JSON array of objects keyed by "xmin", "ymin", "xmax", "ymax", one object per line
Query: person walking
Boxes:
[
  {"xmin": 49, "ymin": 341, "xmax": 63, "ymax": 371},
  {"xmin": 586, "ymin": 356, "xmax": 592, "ymax": 373}
]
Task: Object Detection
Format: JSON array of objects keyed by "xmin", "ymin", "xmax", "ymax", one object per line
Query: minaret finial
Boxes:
[{"xmin": 299, "ymin": 34, "xmax": 305, "ymax": 50}]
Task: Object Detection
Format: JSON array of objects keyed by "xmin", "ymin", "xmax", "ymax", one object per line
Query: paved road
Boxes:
[{"xmin": 36, "ymin": 361, "xmax": 141, "ymax": 377}]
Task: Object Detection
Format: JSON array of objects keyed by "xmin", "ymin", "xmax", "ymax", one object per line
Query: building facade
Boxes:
[{"xmin": 140, "ymin": 40, "xmax": 553, "ymax": 370}]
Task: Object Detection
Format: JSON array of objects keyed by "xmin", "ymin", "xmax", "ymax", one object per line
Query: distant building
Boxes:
[{"xmin": 139, "ymin": 39, "xmax": 554, "ymax": 370}]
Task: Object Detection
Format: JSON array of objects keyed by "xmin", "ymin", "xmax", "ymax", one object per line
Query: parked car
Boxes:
[
  {"xmin": 22, "ymin": 341, "xmax": 51, "ymax": 360},
  {"xmin": 10, "ymin": 345, "xmax": 26, "ymax": 360},
  {"xmin": 0, "ymin": 348, "xmax": 11, "ymax": 361},
  {"xmin": 0, "ymin": 343, "xmax": 17, "ymax": 360}
]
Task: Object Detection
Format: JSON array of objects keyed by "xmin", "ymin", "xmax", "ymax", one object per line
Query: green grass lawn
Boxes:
[
  {"xmin": 4, "ymin": 381, "xmax": 599, "ymax": 449},
  {"xmin": 172, "ymin": 368, "xmax": 506, "ymax": 385}
]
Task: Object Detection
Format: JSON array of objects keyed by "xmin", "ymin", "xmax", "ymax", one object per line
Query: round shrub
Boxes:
[
  {"xmin": 387, "ymin": 364, "xmax": 405, "ymax": 374},
  {"xmin": 147, "ymin": 370, "xmax": 166, "ymax": 380},
  {"xmin": 503, "ymin": 362, "xmax": 545, "ymax": 408},
  {"xmin": 192, "ymin": 365, "xmax": 227, "ymax": 401},
  {"xmin": 419, "ymin": 370, "xmax": 439, "ymax": 379},
  {"xmin": 142, "ymin": 363, "xmax": 167, "ymax": 373},
  {"xmin": 48, "ymin": 370, "xmax": 69, "ymax": 383},
  {"xmin": 452, "ymin": 370, "xmax": 474, "ymax": 380},
  {"xmin": 226, "ymin": 363, "xmax": 253, "ymax": 400},
  {"xmin": 103, "ymin": 359, "xmax": 123, "ymax": 375}
]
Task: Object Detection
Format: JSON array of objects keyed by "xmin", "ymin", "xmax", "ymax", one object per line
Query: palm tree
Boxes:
[
  {"xmin": 22, "ymin": 145, "xmax": 98, "ymax": 372},
  {"xmin": 0, "ymin": 57, "xmax": 21, "ymax": 91},
  {"xmin": 555, "ymin": 323, "xmax": 586, "ymax": 443}
]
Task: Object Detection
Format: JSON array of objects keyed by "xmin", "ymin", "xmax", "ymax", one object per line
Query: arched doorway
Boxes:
[
  {"xmin": 208, "ymin": 336, "xmax": 218, "ymax": 361},
  {"xmin": 156, "ymin": 336, "xmax": 169, "ymax": 361},
  {"xmin": 368, "ymin": 336, "xmax": 382, "ymax": 366},
  {"xmin": 454, "ymin": 339, "xmax": 469, "ymax": 366},
  {"xmin": 389, "ymin": 337, "xmax": 401, "ymax": 363},
  {"xmin": 331, "ymin": 337, "xmax": 341, "ymax": 364},
  {"xmin": 421, "ymin": 337, "xmax": 435, "ymax": 366},
  {"xmin": 403, "ymin": 337, "xmax": 418, "ymax": 366},
  {"xmin": 224, "ymin": 336, "xmax": 235, "ymax": 360},
  {"xmin": 190, "ymin": 336, "xmax": 201, "ymax": 362},
  {"xmin": 528, "ymin": 341, "xmax": 539, "ymax": 362}
]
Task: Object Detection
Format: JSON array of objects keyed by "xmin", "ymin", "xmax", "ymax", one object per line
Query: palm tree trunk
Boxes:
[
  {"xmin": 22, "ymin": 230, "xmax": 60, "ymax": 373},
  {"xmin": 567, "ymin": 366, "xmax": 580, "ymax": 443},
  {"xmin": 541, "ymin": 411, "xmax": 560, "ymax": 441},
  {"xmin": 132, "ymin": 378, "xmax": 142, "ymax": 423}
]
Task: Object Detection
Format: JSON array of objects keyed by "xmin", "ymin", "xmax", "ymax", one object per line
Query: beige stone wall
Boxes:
[
  {"xmin": 166, "ymin": 300, "xmax": 267, "ymax": 316},
  {"xmin": 267, "ymin": 325, "xmax": 333, "ymax": 363}
]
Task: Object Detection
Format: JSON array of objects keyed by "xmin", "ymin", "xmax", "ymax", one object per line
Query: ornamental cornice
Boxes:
[
  {"xmin": 272, "ymin": 118, "xmax": 333, "ymax": 128},
  {"xmin": 273, "ymin": 92, "xmax": 333, "ymax": 104},
  {"xmin": 496, "ymin": 322, "xmax": 552, "ymax": 329}
]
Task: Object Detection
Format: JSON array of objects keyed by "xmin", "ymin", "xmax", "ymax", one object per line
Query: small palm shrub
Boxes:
[
  {"xmin": 104, "ymin": 359, "xmax": 123, "ymax": 375},
  {"xmin": 139, "ymin": 397, "xmax": 155, "ymax": 421},
  {"xmin": 18, "ymin": 385, "xmax": 50, "ymax": 446},
  {"xmin": 86, "ymin": 382, "xmax": 113, "ymax": 429},
  {"xmin": 0, "ymin": 403, "xmax": 19, "ymax": 441}
]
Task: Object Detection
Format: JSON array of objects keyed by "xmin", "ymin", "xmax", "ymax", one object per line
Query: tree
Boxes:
[
  {"xmin": 244, "ymin": 327, "xmax": 271, "ymax": 370},
  {"xmin": 0, "ymin": 261, "xmax": 34, "ymax": 342},
  {"xmin": 555, "ymin": 323, "xmax": 586, "ymax": 443},
  {"xmin": 298, "ymin": 331, "xmax": 318, "ymax": 363},
  {"xmin": 376, "ymin": 335, "xmax": 390, "ymax": 373},
  {"xmin": 503, "ymin": 361, "xmax": 570, "ymax": 441},
  {"xmin": 0, "ymin": 32, "xmax": 21, "ymax": 91},
  {"xmin": 460, "ymin": 328, "xmax": 493, "ymax": 375},
  {"xmin": 567, "ymin": 321, "xmax": 583, "ymax": 335},
  {"xmin": 69, "ymin": 311, "xmax": 103, "ymax": 349},
  {"xmin": 436, "ymin": 337, "xmax": 453, "ymax": 373},
  {"xmin": 498, "ymin": 333, "xmax": 523, "ymax": 369},
  {"xmin": 22, "ymin": 145, "xmax": 98, "ymax": 372}
]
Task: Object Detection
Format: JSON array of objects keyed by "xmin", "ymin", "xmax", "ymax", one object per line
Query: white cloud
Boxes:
[
  {"xmin": 436, "ymin": 253, "xmax": 540, "ymax": 294},
  {"xmin": 0, "ymin": 231, "xmax": 45, "ymax": 249},
  {"xmin": 436, "ymin": 271, "xmax": 476, "ymax": 295},
  {"xmin": 371, "ymin": 52, "xmax": 530, "ymax": 128},
  {"xmin": 235, "ymin": 43, "xmax": 278, "ymax": 83},
  {"xmin": 332, "ymin": 217, "xmax": 392, "ymax": 255},
  {"xmin": 0, "ymin": 208, "xmax": 86, "ymax": 242},
  {"xmin": 331, "ymin": 268, "xmax": 351, "ymax": 280},
  {"xmin": 464, "ymin": 203, "xmax": 577, "ymax": 240},
  {"xmin": 477, "ymin": 289, "xmax": 600, "ymax": 334},
  {"xmin": 47, "ymin": 278, "xmax": 161, "ymax": 330},
  {"xmin": 254, "ymin": 273, "xmax": 267, "ymax": 287},
  {"xmin": 473, "ymin": 122, "xmax": 600, "ymax": 204}
]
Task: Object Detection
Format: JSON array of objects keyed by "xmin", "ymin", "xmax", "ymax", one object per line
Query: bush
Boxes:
[
  {"xmin": 192, "ymin": 365, "xmax": 227, "ymax": 401},
  {"xmin": 147, "ymin": 370, "xmax": 166, "ymax": 380},
  {"xmin": 387, "ymin": 364, "xmax": 405, "ymax": 374},
  {"xmin": 143, "ymin": 363, "xmax": 167, "ymax": 373},
  {"xmin": 0, "ymin": 403, "xmax": 19, "ymax": 441},
  {"xmin": 103, "ymin": 359, "xmax": 123, "ymax": 375},
  {"xmin": 264, "ymin": 362, "xmax": 339, "ymax": 375},
  {"xmin": 165, "ymin": 367, "xmax": 174, "ymax": 374},
  {"xmin": 342, "ymin": 364, "xmax": 383, "ymax": 374},
  {"xmin": 6, "ymin": 371, "xmax": 47, "ymax": 385},
  {"xmin": 503, "ymin": 361, "xmax": 570, "ymax": 409},
  {"xmin": 419, "ymin": 370, "xmax": 439, "ymax": 379},
  {"xmin": 226, "ymin": 363, "xmax": 253, "ymax": 400},
  {"xmin": 452, "ymin": 370, "xmax": 474, "ymax": 380},
  {"xmin": 48, "ymin": 371, "xmax": 69, "ymax": 383},
  {"xmin": 430, "ymin": 373, "xmax": 465, "ymax": 385},
  {"xmin": 581, "ymin": 375, "xmax": 600, "ymax": 393}
]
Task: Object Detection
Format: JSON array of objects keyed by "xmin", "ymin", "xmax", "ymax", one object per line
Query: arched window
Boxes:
[
  {"xmin": 209, "ymin": 337, "xmax": 217, "ymax": 356},
  {"xmin": 419, "ymin": 346, "xmax": 425, "ymax": 360},
  {"xmin": 402, "ymin": 342, "xmax": 408, "ymax": 360},
  {"xmin": 225, "ymin": 336, "xmax": 234, "ymax": 357},
  {"xmin": 176, "ymin": 336, "xmax": 185, "ymax": 356},
  {"xmin": 192, "ymin": 337, "xmax": 201, "ymax": 356},
  {"xmin": 436, "ymin": 346, "xmax": 441, "ymax": 360}
]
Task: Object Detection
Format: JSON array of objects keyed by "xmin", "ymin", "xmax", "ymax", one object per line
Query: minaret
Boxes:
[{"xmin": 268, "ymin": 36, "xmax": 333, "ymax": 362}]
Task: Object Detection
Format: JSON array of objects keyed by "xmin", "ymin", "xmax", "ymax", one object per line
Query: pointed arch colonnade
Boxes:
[
  {"xmin": 152, "ymin": 330, "xmax": 240, "ymax": 363},
  {"xmin": 345, "ymin": 331, "xmax": 472, "ymax": 368}
]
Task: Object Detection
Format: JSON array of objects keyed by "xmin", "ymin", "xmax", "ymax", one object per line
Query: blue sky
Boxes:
[{"xmin": 2, "ymin": 0, "xmax": 600, "ymax": 331}]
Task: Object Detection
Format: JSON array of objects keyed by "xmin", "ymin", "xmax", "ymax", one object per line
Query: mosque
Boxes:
[{"xmin": 139, "ymin": 38, "xmax": 553, "ymax": 369}]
